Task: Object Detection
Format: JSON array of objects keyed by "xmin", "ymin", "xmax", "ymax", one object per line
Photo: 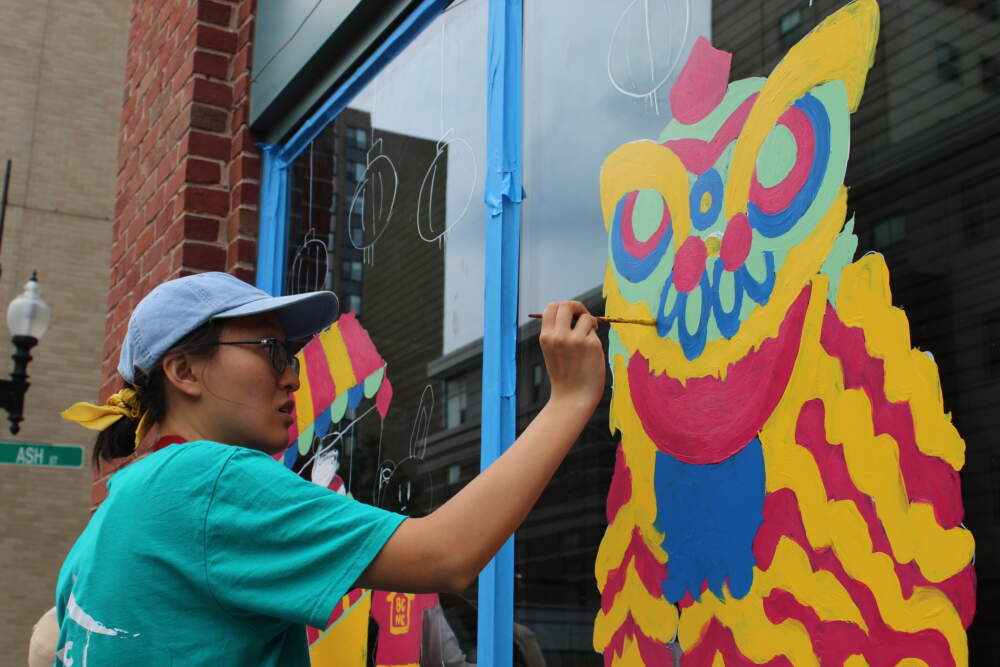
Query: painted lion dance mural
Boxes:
[{"xmin": 594, "ymin": 1, "xmax": 977, "ymax": 665}]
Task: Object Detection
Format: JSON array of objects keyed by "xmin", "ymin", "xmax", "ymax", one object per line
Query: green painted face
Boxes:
[{"xmin": 605, "ymin": 77, "xmax": 853, "ymax": 361}]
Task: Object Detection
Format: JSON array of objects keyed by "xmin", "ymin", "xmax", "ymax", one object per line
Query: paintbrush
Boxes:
[{"xmin": 527, "ymin": 313, "xmax": 656, "ymax": 326}]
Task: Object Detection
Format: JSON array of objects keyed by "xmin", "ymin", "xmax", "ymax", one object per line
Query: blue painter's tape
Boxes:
[
  {"xmin": 653, "ymin": 438, "xmax": 765, "ymax": 602},
  {"xmin": 483, "ymin": 0, "xmax": 523, "ymax": 217},
  {"xmin": 256, "ymin": 145, "xmax": 290, "ymax": 295},
  {"xmin": 478, "ymin": 2, "xmax": 521, "ymax": 667}
]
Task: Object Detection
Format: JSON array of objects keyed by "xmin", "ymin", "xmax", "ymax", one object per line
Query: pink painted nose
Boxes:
[
  {"xmin": 721, "ymin": 213, "xmax": 752, "ymax": 271},
  {"xmin": 674, "ymin": 236, "xmax": 707, "ymax": 293}
]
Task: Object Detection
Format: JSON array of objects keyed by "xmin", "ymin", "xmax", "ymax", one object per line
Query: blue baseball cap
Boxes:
[{"xmin": 118, "ymin": 272, "xmax": 339, "ymax": 384}]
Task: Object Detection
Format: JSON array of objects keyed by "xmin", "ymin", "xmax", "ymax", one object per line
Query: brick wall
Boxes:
[{"xmin": 96, "ymin": 0, "xmax": 260, "ymax": 504}]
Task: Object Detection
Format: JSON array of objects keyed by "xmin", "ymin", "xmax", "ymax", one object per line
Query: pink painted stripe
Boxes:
[
  {"xmin": 664, "ymin": 94, "xmax": 757, "ymax": 175},
  {"xmin": 603, "ymin": 614, "xmax": 675, "ymax": 667},
  {"xmin": 600, "ymin": 528, "xmax": 664, "ymax": 615},
  {"xmin": 605, "ymin": 445, "xmax": 633, "ymax": 524},
  {"xmin": 820, "ymin": 303, "xmax": 964, "ymax": 528},
  {"xmin": 337, "ymin": 312, "xmax": 385, "ymax": 379},
  {"xmin": 302, "ymin": 337, "xmax": 337, "ymax": 418},
  {"xmin": 753, "ymin": 490, "xmax": 957, "ymax": 667},
  {"xmin": 796, "ymin": 398, "xmax": 976, "ymax": 627}
]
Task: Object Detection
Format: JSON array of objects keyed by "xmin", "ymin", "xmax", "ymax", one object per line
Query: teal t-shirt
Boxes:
[{"xmin": 54, "ymin": 441, "xmax": 405, "ymax": 666}]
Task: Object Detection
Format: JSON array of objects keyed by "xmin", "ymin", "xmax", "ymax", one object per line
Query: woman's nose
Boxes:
[{"xmin": 282, "ymin": 363, "xmax": 300, "ymax": 392}]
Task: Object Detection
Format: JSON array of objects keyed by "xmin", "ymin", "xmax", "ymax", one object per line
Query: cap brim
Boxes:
[{"xmin": 212, "ymin": 291, "xmax": 339, "ymax": 339}]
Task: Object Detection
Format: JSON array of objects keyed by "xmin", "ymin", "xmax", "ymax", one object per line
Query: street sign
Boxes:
[{"xmin": 0, "ymin": 442, "xmax": 83, "ymax": 468}]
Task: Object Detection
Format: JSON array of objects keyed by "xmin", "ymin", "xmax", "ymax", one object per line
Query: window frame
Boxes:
[{"xmin": 255, "ymin": 1, "xmax": 523, "ymax": 665}]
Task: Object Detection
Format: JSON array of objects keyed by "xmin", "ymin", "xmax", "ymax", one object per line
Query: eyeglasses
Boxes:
[{"xmin": 212, "ymin": 338, "xmax": 308, "ymax": 375}]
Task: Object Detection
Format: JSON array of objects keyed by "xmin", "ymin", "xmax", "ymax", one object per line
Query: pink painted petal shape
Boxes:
[{"xmin": 669, "ymin": 36, "xmax": 733, "ymax": 125}]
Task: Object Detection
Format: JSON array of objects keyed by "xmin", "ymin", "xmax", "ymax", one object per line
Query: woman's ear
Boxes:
[{"xmin": 161, "ymin": 352, "xmax": 204, "ymax": 400}]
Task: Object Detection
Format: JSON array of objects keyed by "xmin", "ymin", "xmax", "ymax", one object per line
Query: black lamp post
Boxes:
[{"xmin": 0, "ymin": 272, "xmax": 50, "ymax": 434}]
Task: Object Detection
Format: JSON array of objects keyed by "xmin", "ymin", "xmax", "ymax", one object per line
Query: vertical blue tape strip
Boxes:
[
  {"xmin": 479, "ymin": 1, "xmax": 522, "ymax": 666},
  {"xmin": 256, "ymin": 144, "xmax": 289, "ymax": 295}
]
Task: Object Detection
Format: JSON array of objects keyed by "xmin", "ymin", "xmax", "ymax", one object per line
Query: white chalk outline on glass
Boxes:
[
  {"xmin": 289, "ymin": 143, "xmax": 329, "ymax": 294},
  {"xmin": 348, "ymin": 138, "xmax": 398, "ymax": 265},
  {"xmin": 298, "ymin": 403, "xmax": 379, "ymax": 477},
  {"xmin": 416, "ymin": 15, "xmax": 479, "ymax": 247},
  {"xmin": 376, "ymin": 383, "xmax": 435, "ymax": 510},
  {"xmin": 607, "ymin": 0, "xmax": 691, "ymax": 112},
  {"xmin": 417, "ymin": 129, "xmax": 479, "ymax": 246}
]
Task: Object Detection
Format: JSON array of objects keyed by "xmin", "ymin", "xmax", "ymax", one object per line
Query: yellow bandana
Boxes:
[{"xmin": 60, "ymin": 388, "xmax": 152, "ymax": 450}]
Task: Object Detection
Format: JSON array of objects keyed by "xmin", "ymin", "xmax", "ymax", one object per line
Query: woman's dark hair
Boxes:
[{"xmin": 92, "ymin": 319, "xmax": 224, "ymax": 467}]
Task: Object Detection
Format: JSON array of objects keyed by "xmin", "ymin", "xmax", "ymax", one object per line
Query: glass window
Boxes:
[
  {"xmin": 281, "ymin": 2, "xmax": 487, "ymax": 663},
  {"xmin": 520, "ymin": 0, "xmax": 999, "ymax": 664},
  {"xmin": 531, "ymin": 362, "xmax": 545, "ymax": 404},
  {"xmin": 873, "ymin": 215, "xmax": 906, "ymax": 249},
  {"xmin": 346, "ymin": 158, "xmax": 366, "ymax": 183},
  {"xmin": 779, "ymin": 9, "xmax": 803, "ymax": 48},
  {"xmin": 937, "ymin": 41, "xmax": 963, "ymax": 82},
  {"xmin": 444, "ymin": 376, "xmax": 467, "ymax": 429},
  {"xmin": 518, "ymin": 3, "xmax": 712, "ymax": 662},
  {"xmin": 983, "ymin": 55, "xmax": 1000, "ymax": 93},
  {"xmin": 986, "ymin": 309, "xmax": 1000, "ymax": 377},
  {"xmin": 347, "ymin": 126, "xmax": 368, "ymax": 150}
]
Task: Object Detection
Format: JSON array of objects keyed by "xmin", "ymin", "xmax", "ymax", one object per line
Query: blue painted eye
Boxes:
[
  {"xmin": 747, "ymin": 92, "xmax": 830, "ymax": 238},
  {"xmin": 689, "ymin": 168, "xmax": 724, "ymax": 231},
  {"xmin": 610, "ymin": 189, "xmax": 673, "ymax": 283}
]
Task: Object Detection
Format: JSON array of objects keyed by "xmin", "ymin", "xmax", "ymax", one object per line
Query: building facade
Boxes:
[
  {"xmin": 18, "ymin": 0, "xmax": 994, "ymax": 665},
  {"xmin": 0, "ymin": 0, "xmax": 128, "ymax": 662}
]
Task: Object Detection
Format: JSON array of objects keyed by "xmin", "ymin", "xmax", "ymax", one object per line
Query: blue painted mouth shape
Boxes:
[{"xmin": 653, "ymin": 438, "xmax": 766, "ymax": 603}]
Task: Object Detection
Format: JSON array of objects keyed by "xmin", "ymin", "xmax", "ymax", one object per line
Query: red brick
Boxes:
[
  {"xmin": 237, "ymin": 0, "xmax": 254, "ymax": 26},
  {"xmin": 195, "ymin": 24, "xmax": 237, "ymax": 53},
  {"xmin": 231, "ymin": 181, "xmax": 259, "ymax": 209},
  {"xmin": 198, "ymin": 0, "xmax": 232, "ymax": 27},
  {"xmin": 183, "ymin": 186, "xmax": 230, "ymax": 217},
  {"xmin": 185, "ymin": 157, "xmax": 222, "ymax": 184},
  {"xmin": 228, "ymin": 153, "xmax": 260, "ymax": 183},
  {"xmin": 227, "ymin": 237, "xmax": 256, "ymax": 265},
  {"xmin": 190, "ymin": 77, "xmax": 232, "ymax": 108},
  {"xmin": 230, "ymin": 126, "xmax": 257, "ymax": 157},
  {"xmin": 182, "ymin": 242, "xmax": 227, "ymax": 271},
  {"xmin": 227, "ymin": 206, "xmax": 257, "ymax": 238},
  {"xmin": 232, "ymin": 44, "xmax": 250, "ymax": 78},
  {"xmin": 141, "ymin": 239, "xmax": 164, "ymax": 275},
  {"xmin": 135, "ymin": 225, "xmax": 155, "ymax": 256},
  {"xmin": 191, "ymin": 102, "xmax": 228, "ymax": 132},
  {"xmin": 184, "ymin": 214, "xmax": 220, "ymax": 242},
  {"xmin": 185, "ymin": 131, "xmax": 230, "ymax": 161},
  {"xmin": 148, "ymin": 256, "xmax": 172, "ymax": 289},
  {"xmin": 192, "ymin": 49, "xmax": 230, "ymax": 79},
  {"xmin": 232, "ymin": 266, "xmax": 255, "ymax": 284},
  {"xmin": 237, "ymin": 20, "xmax": 252, "ymax": 50}
]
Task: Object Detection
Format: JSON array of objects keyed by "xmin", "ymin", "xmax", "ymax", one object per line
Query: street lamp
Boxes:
[{"xmin": 0, "ymin": 272, "xmax": 50, "ymax": 434}]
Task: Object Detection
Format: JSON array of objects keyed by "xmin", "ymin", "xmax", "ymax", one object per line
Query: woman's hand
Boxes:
[
  {"xmin": 539, "ymin": 301, "xmax": 606, "ymax": 411},
  {"xmin": 356, "ymin": 301, "xmax": 607, "ymax": 594}
]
